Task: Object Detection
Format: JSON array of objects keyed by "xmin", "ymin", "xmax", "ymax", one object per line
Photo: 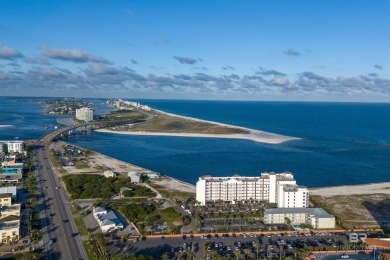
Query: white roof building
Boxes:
[
  {"xmin": 128, "ymin": 171, "xmax": 142, "ymax": 183},
  {"xmin": 93, "ymin": 207, "xmax": 124, "ymax": 233},
  {"xmin": 0, "ymin": 186, "xmax": 17, "ymax": 200},
  {"xmin": 264, "ymin": 207, "xmax": 336, "ymax": 229}
]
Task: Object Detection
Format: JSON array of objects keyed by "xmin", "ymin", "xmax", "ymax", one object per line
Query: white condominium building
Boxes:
[
  {"xmin": 75, "ymin": 108, "xmax": 94, "ymax": 122},
  {"xmin": 196, "ymin": 172, "xmax": 309, "ymax": 208},
  {"xmin": 0, "ymin": 141, "xmax": 24, "ymax": 154}
]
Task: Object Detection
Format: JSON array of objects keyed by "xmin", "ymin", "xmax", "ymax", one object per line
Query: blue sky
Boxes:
[{"xmin": 0, "ymin": 0, "xmax": 389, "ymax": 101}]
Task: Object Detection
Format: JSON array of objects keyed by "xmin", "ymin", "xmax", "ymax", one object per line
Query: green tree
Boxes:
[
  {"xmin": 254, "ymin": 242, "xmax": 261, "ymax": 260},
  {"xmin": 285, "ymin": 217, "xmax": 292, "ymax": 231},
  {"xmin": 14, "ymin": 250, "xmax": 44, "ymax": 260},
  {"xmin": 161, "ymin": 253, "xmax": 170, "ymax": 260}
]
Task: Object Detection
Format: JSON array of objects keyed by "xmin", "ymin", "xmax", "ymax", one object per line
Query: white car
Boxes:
[
  {"xmin": 49, "ymin": 239, "xmax": 54, "ymax": 245},
  {"xmin": 341, "ymin": 254, "xmax": 349, "ymax": 259}
]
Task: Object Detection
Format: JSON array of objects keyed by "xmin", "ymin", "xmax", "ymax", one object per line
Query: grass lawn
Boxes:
[
  {"xmin": 74, "ymin": 217, "xmax": 89, "ymax": 236},
  {"xmin": 83, "ymin": 241, "xmax": 96, "ymax": 260}
]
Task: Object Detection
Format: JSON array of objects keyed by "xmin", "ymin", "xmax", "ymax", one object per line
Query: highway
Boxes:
[
  {"xmin": 31, "ymin": 120, "xmax": 135, "ymax": 259},
  {"xmin": 34, "ymin": 139, "xmax": 87, "ymax": 259}
]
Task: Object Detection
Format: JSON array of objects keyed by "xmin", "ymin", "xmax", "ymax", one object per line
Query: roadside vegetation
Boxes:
[
  {"xmin": 119, "ymin": 204, "xmax": 184, "ymax": 235},
  {"xmin": 63, "ymin": 175, "xmax": 155, "ymax": 200},
  {"xmin": 74, "ymin": 217, "xmax": 89, "ymax": 236},
  {"xmin": 25, "ymin": 145, "xmax": 43, "ymax": 243}
]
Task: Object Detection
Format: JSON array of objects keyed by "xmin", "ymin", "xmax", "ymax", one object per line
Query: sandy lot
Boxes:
[
  {"xmin": 150, "ymin": 176, "xmax": 195, "ymax": 193},
  {"xmin": 310, "ymin": 182, "xmax": 390, "ymax": 197}
]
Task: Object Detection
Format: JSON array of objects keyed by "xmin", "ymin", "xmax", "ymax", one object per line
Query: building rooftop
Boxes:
[
  {"xmin": 365, "ymin": 238, "xmax": 390, "ymax": 249},
  {"xmin": 264, "ymin": 208, "xmax": 334, "ymax": 218},
  {"xmin": 0, "ymin": 215, "xmax": 20, "ymax": 222},
  {"xmin": 0, "ymin": 193, "xmax": 12, "ymax": 199},
  {"xmin": 94, "ymin": 207, "xmax": 107, "ymax": 214},
  {"xmin": 94, "ymin": 207, "xmax": 123, "ymax": 229},
  {"xmin": 283, "ymin": 184, "xmax": 298, "ymax": 192},
  {"xmin": 199, "ymin": 172, "xmax": 296, "ymax": 182}
]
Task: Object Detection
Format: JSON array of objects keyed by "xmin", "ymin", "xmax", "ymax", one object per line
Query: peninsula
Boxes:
[{"xmin": 97, "ymin": 99, "xmax": 299, "ymax": 144}]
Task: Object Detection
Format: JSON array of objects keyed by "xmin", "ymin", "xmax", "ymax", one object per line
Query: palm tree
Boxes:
[
  {"xmin": 284, "ymin": 217, "xmax": 292, "ymax": 231},
  {"xmin": 233, "ymin": 249, "xmax": 241, "ymax": 260},
  {"xmin": 161, "ymin": 253, "xmax": 170, "ymax": 260},
  {"xmin": 344, "ymin": 241, "xmax": 352, "ymax": 251},
  {"xmin": 185, "ymin": 248, "xmax": 194, "ymax": 260},
  {"xmin": 267, "ymin": 245, "xmax": 272, "ymax": 259},
  {"xmin": 243, "ymin": 248, "xmax": 251, "ymax": 259},
  {"xmin": 175, "ymin": 250, "xmax": 183, "ymax": 260},
  {"xmin": 279, "ymin": 245, "xmax": 284, "ymax": 260},
  {"xmin": 202, "ymin": 243, "xmax": 209, "ymax": 257},
  {"xmin": 292, "ymin": 248, "xmax": 300, "ymax": 259},
  {"xmin": 253, "ymin": 242, "xmax": 261, "ymax": 260}
]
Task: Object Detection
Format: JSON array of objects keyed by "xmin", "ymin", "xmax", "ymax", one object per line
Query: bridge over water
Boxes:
[{"xmin": 39, "ymin": 119, "xmax": 143, "ymax": 141}]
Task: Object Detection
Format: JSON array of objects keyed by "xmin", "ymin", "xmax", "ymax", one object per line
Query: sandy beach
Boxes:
[
  {"xmin": 310, "ymin": 182, "xmax": 390, "ymax": 197},
  {"xmin": 97, "ymin": 108, "xmax": 299, "ymax": 144}
]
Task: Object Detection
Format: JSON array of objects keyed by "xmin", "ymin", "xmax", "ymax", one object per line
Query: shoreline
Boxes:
[
  {"xmin": 62, "ymin": 142, "xmax": 389, "ymax": 197},
  {"xmin": 97, "ymin": 108, "xmax": 300, "ymax": 144},
  {"xmin": 310, "ymin": 182, "xmax": 390, "ymax": 197}
]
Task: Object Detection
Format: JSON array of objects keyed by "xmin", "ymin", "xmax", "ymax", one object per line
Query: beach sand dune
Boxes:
[{"xmin": 310, "ymin": 182, "xmax": 390, "ymax": 197}]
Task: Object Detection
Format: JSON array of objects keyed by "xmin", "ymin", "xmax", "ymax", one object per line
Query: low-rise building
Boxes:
[
  {"xmin": 103, "ymin": 170, "xmax": 116, "ymax": 178},
  {"xmin": 0, "ymin": 215, "xmax": 20, "ymax": 242},
  {"xmin": 0, "ymin": 174, "xmax": 22, "ymax": 183},
  {"xmin": 0, "ymin": 193, "xmax": 12, "ymax": 207},
  {"xmin": 146, "ymin": 172, "xmax": 160, "ymax": 179},
  {"xmin": 93, "ymin": 207, "xmax": 124, "ymax": 232},
  {"xmin": 128, "ymin": 171, "xmax": 142, "ymax": 183},
  {"xmin": 0, "ymin": 193, "xmax": 21, "ymax": 218},
  {"xmin": 264, "ymin": 208, "xmax": 336, "ymax": 229},
  {"xmin": 1, "ymin": 155, "xmax": 16, "ymax": 166},
  {"xmin": 0, "ymin": 186, "xmax": 17, "ymax": 200}
]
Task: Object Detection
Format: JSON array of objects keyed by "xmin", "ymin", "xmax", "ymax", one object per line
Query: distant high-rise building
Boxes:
[
  {"xmin": 196, "ymin": 172, "xmax": 308, "ymax": 208},
  {"xmin": 75, "ymin": 108, "xmax": 93, "ymax": 122}
]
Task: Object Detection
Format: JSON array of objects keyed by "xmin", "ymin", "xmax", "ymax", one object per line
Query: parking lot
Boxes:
[{"xmin": 105, "ymin": 232, "xmax": 357, "ymax": 259}]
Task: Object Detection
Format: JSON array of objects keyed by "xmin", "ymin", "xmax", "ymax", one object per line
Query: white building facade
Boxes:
[
  {"xmin": 0, "ymin": 141, "xmax": 24, "ymax": 154},
  {"xmin": 264, "ymin": 208, "xmax": 336, "ymax": 229},
  {"xmin": 93, "ymin": 207, "xmax": 124, "ymax": 232},
  {"xmin": 196, "ymin": 172, "xmax": 308, "ymax": 208},
  {"xmin": 75, "ymin": 108, "xmax": 93, "ymax": 122}
]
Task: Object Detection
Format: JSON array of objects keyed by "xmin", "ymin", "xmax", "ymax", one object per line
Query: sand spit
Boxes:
[
  {"xmin": 310, "ymin": 182, "xmax": 390, "ymax": 197},
  {"xmin": 97, "ymin": 108, "xmax": 299, "ymax": 144}
]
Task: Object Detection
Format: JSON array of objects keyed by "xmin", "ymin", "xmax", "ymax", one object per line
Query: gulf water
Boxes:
[{"xmin": 1, "ymin": 97, "xmax": 390, "ymax": 188}]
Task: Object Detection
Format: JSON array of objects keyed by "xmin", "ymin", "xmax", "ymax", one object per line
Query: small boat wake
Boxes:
[{"xmin": 0, "ymin": 125, "xmax": 13, "ymax": 128}]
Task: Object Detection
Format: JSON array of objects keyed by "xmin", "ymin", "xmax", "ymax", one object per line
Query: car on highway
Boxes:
[
  {"xmin": 62, "ymin": 220, "xmax": 68, "ymax": 223},
  {"xmin": 49, "ymin": 239, "xmax": 54, "ymax": 245}
]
